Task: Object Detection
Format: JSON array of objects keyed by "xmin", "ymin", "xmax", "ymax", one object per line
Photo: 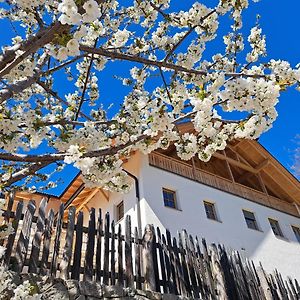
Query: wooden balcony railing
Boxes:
[{"xmin": 149, "ymin": 152, "xmax": 299, "ymax": 217}]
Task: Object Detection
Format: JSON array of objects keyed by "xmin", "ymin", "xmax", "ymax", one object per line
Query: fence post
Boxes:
[
  {"xmin": 60, "ymin": 206, "xmax": 76, "ymax": 280},
  {"xmin": 209, "ymin": 244, "xmax": 228, "ymax": 300},
  {"xmin": 142, "ymin": 224, "xmax": 157, "ymax": 291}
]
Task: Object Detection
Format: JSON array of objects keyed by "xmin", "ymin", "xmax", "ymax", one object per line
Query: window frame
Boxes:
[
  {"xmin": 291, "ymin": 225, "xmax": 300, "ymax": 243},
  {"xmin": 242, "ymin": 210, "xmax": 260, "ymax": 231},
  {"xmin": 116, "ymin": 200, "xmax": 124, "ymax": 222},
  {"xmin": 203, "ymin": 201, "xmax": 219, "ymax": 221},
  {"xmin": 162, "ymin": 188, "xmax": 178, "ymax": 210},
  {"xmin": 268, "ymin": 218, "xmax": 284, "ymax": 238}
]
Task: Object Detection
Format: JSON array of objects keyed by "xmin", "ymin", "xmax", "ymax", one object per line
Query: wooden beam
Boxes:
[
  {"xmin": 222, "ymin": 150, "xmax": 235, "ymax": 182},
  {"xmin": 99, "ymin": 188, "xmax": 109, "ymax": 201},
  {"xmin": 255, "ymin": 159, "xmax": 269, "ymax": 172},
  {"xmin": 76, "ymin": 188, "xmax": 100, "ymax": 214},
  {"xmin": 238, "ymin": 160, "xmax": 269, "ymax": 183},
  {"xmin": 64, "ymin": 183, "xmax": 85, "ymax": 210},
  {"xmin": 231, "ymin": 140, "xmax": 244, "ymax": 149},
  {"xmin": 261, "ymin": 171, "xmax": 295, "ymax": 203},
  {"xmin": 257, "ymin": 173, "xmax": 269, "ymax": 196},
  {"xmin": 213, "ymin": 152, "xmax": 259, "ymax": 174}
]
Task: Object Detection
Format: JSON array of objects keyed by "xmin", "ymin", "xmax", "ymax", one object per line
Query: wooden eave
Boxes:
[
  {"xmin": 175, "ymin": 122, "xmax": 300, "ymax": 204},
  {"xmin": 233, "ymin": 140, "xmax": 300, "ymax": 203}
]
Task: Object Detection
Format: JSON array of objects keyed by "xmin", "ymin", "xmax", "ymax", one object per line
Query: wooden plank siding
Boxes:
[
  {"xmin": 149, "ymin": 152, "xmax": 300, "ymax": 217},
  {"xmin": 1, "ymin": 201, "xmax": 300, "ymax": 299}
]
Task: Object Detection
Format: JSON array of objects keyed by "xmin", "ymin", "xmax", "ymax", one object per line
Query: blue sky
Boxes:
[{"xmin": 0, "ymin": 0, "xmax": 299, "ymax": 195}]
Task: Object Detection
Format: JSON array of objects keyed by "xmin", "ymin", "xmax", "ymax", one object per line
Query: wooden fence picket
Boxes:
[
  {"xmin": 151, "ymin": 228, "xmax": 160, "ymax": 292},
  {"xmin": 194, "ymin": 236, "xmax": 207, "ymax": 298},
  {"xmin": 60, "ymin": 206, "xmax": 76, "ymax": 279},
  {"xmin": 28, "ymin": 198, "xmax": 47, "ymax": 274},
  {"xmin": 1, "ymin": 199, "xmax": 300, "ymax": 300},
  {"xmin": 172, "ymin": 236, "xmax": 187, "ymax": 297},
  {"xmin": 202, "ymin": 238, "xmax": 217, "ymax": 299},
  {"xmin": 103, "ymin": 212, "xmax": 110, "ymax": 285},
  {"xmin": 110, "ymin": 220, "xmax": 116, "ymax": 285},
  {"xmin": 4, "ymin": 192, "xmax": 14, "ymax": 223},
  {"xmin": 162, "ymin": 233, "xmax": 175, "ymax": 294},
  {"xmin": 178, "ymin": 232, "xmax": 191, "ymax": 297},
  {"xmin": 156, "ymin": 227, "xmax": 168, "ymax": 293},
  {"xmin": 40, "ymin": 209, "xmax": 54, "ymax": 275},
  {"xmin": 189, "ymin": 235, "xmax": 202, "ymax": 297},
  {"xmin": 134, "ymin": 227, "xmax": 142, "ymax": 290},
  {"xmin": 71, "ymin": 210, "xmax": 83, "ymax": 280},
  {"xmin": 84, "ymin": 207, "xmax": 96, "ymax": 281},
  {"xmin": 125, "ymin": 215, "xmax": 134, "ymax": 288},
  {"xmin": 4, "ymin": 200, "xmax": 23, "ymax": 266},
  {"xmin": 209, "ymin": 244, "xmax": 227, "ymax": 299},
  {"xmin": 166, "ymin": 229, "xmax": 179, "ymax": 295},
  {"xmin": 117, "ymin": 224, "xmax": 124, "ymax": 286},
  {"xmin": 182, "ymin": 230, "xmax": 198, "ymax": 298},
  {"xmin": 142, "ymin": 224, "xmax": 156, "ymax": 291},
  {"xmin": 50, "ymin": 203, "xmax": 64, "ymax": 276},
  {"xmin": 95, "ymin": 208, "xmax": 103, "ymax": 282},
  {"xmin": 14, "ymin": 200, "xmax": 36, "ymax": 273}
]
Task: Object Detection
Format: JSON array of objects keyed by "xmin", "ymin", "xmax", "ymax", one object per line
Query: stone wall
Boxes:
[{"xmin": 0, "ymin": 271, "xmax": 195, "ymax": 300}]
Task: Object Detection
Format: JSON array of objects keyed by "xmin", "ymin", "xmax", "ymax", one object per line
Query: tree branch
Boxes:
[
  {"xmin": 1, "ymin": 161, "xmax": 51, "ymax": 187},
  {"xmin": 0, "ymin": 22, "xmax": 69, "ymax": 79},
  {"xmin": 74, "ymin": 39, "xmax": 98, "ymax": 121},
  {"xmin": 0, "ymin": 54, "xmax": 48, "ymax": 103},
  {"xmin": 37, "ymin": 80, "xmax": 92, "ymax": 121},
  {"xmin": 164, "ymin": 26, "xmax": 196, "ymax": 62},
  {"xmin": 0, "ymin": 134, "xmax": 146, "ymax": 163},
  {"xmin": 80, "ymin": 45, "xmax": 266, "ymax": 79},
  {"xmin": 0, "ymin": 75, "xmax": 39, "ymax": 103}
]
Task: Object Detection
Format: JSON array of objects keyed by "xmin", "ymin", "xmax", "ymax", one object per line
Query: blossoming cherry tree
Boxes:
[{"xmin": 0, "ymin": 0, "xmax": 299, "ymax": 192}]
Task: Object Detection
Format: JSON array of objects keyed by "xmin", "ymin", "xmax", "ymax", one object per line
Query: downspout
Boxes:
[{"xmin": 123, "ymin": 169, "xmax": 142, "ymax": 237}]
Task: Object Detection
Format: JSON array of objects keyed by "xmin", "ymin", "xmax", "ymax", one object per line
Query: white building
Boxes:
[{"xmin": 15, "ymin": 124, "xmax": 300, "ymax": 280}]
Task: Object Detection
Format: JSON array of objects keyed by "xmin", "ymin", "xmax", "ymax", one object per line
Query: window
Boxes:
[
  {"xmin": 292, "ymin": 226, "xmax": 300, "ymax": 243},
  {"xmin": 268, "ymin": 219, "xmax": 284, "ymax": 237},
  {"xmin": 243, "ymin": 210, "xmax": 259, "ymax": 230},
  {"xmin": 204, "ymin": 201, "xmax": 218, "ymax": 221},
  {"xmin": 162, "ymin": 188, "xmax": 177, "ymax": 209},
  {"xmin": 116, "ymin": 201, "xmax": 124, "ymax": 221}
]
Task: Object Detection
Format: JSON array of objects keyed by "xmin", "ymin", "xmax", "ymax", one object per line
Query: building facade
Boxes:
[{"xmin": 14, "ymin": 137, "xmax": 300, "ymax": 280}]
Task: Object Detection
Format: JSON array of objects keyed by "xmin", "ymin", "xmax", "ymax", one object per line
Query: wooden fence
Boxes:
[{"xmin": 1, "ymin": 199, "xmax": 300, "ymax": 299}]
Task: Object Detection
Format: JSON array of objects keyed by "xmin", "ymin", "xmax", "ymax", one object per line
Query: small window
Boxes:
[
  {"xmin": 292, "ymin": 226, "xmax": 300, "ymax": 243},
  {"xmin": 117, "ymin": 201, "xmax": 124, "ymax": 221},
  {"xmin": 162, "ymin": 188, "xmax": 177, "ymax": 209},
  {"xmin": 243, "ymin": 210, "xmax": 259, "ymax": 231},
  {"xmin": 269, "ymin": 219, "xmax": 284, "ymax": 237},
  {"xmin": 204, "ymin": 201, "xmax": 218, "ymax": 221}
]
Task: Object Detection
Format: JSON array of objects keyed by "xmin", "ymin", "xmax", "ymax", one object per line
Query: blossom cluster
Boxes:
[{"xmin": 246, "ymin": 26, "xmax": 266, "ymax": 62}]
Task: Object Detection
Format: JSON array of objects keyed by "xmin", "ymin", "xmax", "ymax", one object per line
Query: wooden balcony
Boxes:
[{"xmin": 149, "ymin": 152, "xmax": 299, "ymax": 217}]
